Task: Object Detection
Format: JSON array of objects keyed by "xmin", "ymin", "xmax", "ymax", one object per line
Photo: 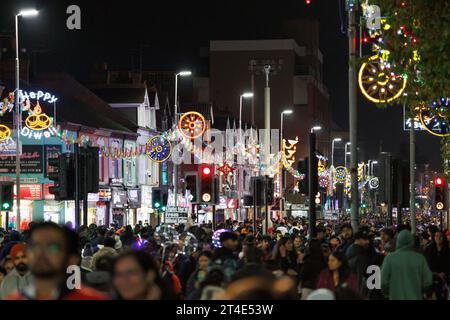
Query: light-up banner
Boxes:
[{"xmin": 19, "ymin": 90, "xmax": 58, "ymax": 140}]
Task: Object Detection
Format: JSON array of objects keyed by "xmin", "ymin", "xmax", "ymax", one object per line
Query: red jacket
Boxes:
[{"xmin": 316, "ymin": 269, "xmax": 359, "ymax": 294}]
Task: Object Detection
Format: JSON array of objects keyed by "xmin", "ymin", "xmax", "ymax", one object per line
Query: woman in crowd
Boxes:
[{"xmin": 185, "ymin": 251, "xmax": 212, "ymax": 297}]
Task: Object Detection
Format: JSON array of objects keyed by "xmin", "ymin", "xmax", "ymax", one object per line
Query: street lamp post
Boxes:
[
  {"xmin": 280, "ymin": 109, "xmax": 293, "ymax": 217},
  {"xmin": 370, "ymin": 161, "xmax": 378, "ymax": 176},
  {"xmin": 344, "ymin": 142, "xmax": 351, "ymax": 168},
  {"xmin": 14, "ymin": 9, "xmax": 38, "ymax": 229},
  {"xmin": 173, "ymin": 70, "xmax": 191, "ymax": 208},
  {"xmin": 238, "ymin": 92, "xmax": 253, "ymax": 221},
  {"xmin": 309, "ymin": 126, "xmax": 321, "ymax": 238}
]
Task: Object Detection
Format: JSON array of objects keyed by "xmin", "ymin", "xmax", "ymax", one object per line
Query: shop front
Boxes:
[
  {"xmin": 111, "ymin": 188, "xmax": 128, "ymax": 226},
  {"xmin": 127, "ymin": 188, "xmax": 140, "ymax": 227},
  {"xmin": 138, "ymin": 185, "xmax": 153, "ymax": 226}
]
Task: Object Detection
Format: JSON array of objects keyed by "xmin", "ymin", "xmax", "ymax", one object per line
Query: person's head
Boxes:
[
  {"xmin": 198, "ymin": 251, "xmax": 211, "ymax": 271},
  {"xmin": 354, "ymin": 231, "xmax": 370, "ymax": 248},
  {"xmin": 26, "ymin": 222, "xmax": 79, "ymax": 280},
  {"xmin": 3, "ymin": 257, "xmax": 14, "ymax": 274},
  {"xmin": 328, "ymin": 251, "xmax": 348, "ymax": 272},
  {"xmin": 340, "ymin": 224, "xmax": 353, "ymax": 240},
  {"xmin": 293, "ymin": 236, "xmax": 303, "ymax": 249},
  {"xmin": 261, "ymin": 236, "xmax": 271, "ymax": 250},
  {"xmin": 316, "ymin": 227, "xmax": 326, "ymax": 240},
  {"xmin": 434, "ymin": 230, "xmax": 445, "ymax": 246},
  {"xmin": 220, "ymin": 232, "xmax": 238, "ymax": 251},
  {"xmin": 244, "ymin": 246, "xmax": 264, "ymax": 264},
  {"xmin": 10, "ymin": 243, "xmax": 28, "ymax": 275},
  {"xmin": 103, "ymin": 237, "xmax": 116, "ymax": 249},
  {"xmin": 380, "ymin": 228, "xmax": 394, "ymax": 243},
  {"xmin": 329, "ymin": 236, "xmax": 341, "ymax": 250},
  {"xmin": 113, "ymin": 250, "xmax": 161, "ymax": 300}
]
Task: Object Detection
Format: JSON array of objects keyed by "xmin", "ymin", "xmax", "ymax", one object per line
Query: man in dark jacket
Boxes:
[
  {"xmin": 211, "ymin": 231, "xmax": 239, "ymax": 281},
  {"xmin": 336, "ymin": 223, "xmax": 354, "ymax": 254},
  {"xmin": 346, "ymin": 230, "xmax": 370, "ymax": 295},
  {"xmin": 424, "ymin": 230, "xmax": 450, "ymax": 285}
]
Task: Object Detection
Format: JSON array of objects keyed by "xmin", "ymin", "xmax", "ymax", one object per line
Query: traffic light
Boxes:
[
  {"xmin": 48, "ymin": 154, "xmax": 71, "ymax": 200},
  {"xmin": 0, "ymin": 183, "xmax": 13, "ymax": 211},
  {"xmin": 434, "ymin": 176, "xmax": 447, "ymax": 211},
  {"xmin": 250, "ymin": 176, "xmax": 264, "ymax": 206},
  {"xmin": 79, "ymin": 147, "xmax": 99, "ymax": 195},
  {"xmin": 152, "ymin": 188, "xmax": 162, "ymax": 209},
  {"xmin": 199, "ymin": 164, "xmax": 214, "ymax": 204},
  {"xmin": 185, "ymin": 173, "xmax": 199, "ymax": 203}
]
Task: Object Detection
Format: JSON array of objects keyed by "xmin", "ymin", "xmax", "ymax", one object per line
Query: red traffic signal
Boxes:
[
  {"xmin": 435, "ymin": 177, "xmax": 444, "ymax": 187},
  {"xmin": 202, "ymin": 165, "xmax": 212, "ymax": 176},
  {"xmin": 305, "ymin": 0, "xmax": 311, "ymax": 4}
]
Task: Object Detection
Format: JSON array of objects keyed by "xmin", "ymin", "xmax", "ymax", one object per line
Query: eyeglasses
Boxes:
[{"xmin": 28, "ymin": 242, "xmax": 62, "ymax": 254}]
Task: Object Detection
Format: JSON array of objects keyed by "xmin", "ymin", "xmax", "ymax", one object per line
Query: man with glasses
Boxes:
[{"xmin": 6, "ymin": 222, "xmax": 107, "ymax": 300}]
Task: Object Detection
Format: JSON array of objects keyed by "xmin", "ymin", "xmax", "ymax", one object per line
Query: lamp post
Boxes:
[
  {"xmin": 14, "ymin": 9, "xmax": 38, "ymax": 228},
  {"xmin": 308, "ymin": 125, "xmax": 321, "ymax": 238},
  {"xmin": 370, "ymin": 160, "xmax": 378, "ymax": 176},
  {"xmin": 280, "ymin": 109, "xmax": 293, "ymax": 216},
  {"xmin": 173, "ymin": 70, "xmax": 191, "ymax": 208},
  {"xmin": 238, "ymin": 92, "xmax": 253, "ymax": 221}
]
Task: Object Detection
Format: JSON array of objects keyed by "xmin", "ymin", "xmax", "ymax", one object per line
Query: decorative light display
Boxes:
[
  {"xmin": 318, "ymin": 159, "xmax": 327, "ymax": 173},
  {"xmin": 319, "ymin": 176, "xmax": 329, "ymax": 189},
  {"xmin": 358, "ymin": 55, "xmax": 407, "ymax": 104},
  {"xmin": 419, "ymin": 98, "xmax": 450, "ymax": 137},
  {"xmin": 0, "ymin": 93, "xmax": 15, "ymax": 116},
  {"xmin": 212, "ymin": 228, "xmax": 232, "ymax": 248},
  {"xmin": 0, "ymin": 124, "xmax": 11, "ymax": 141},
  {"xmin": 369, "ymin": 177, "xmax": 379, "ymax": 189},
  {"xmin": 218, "ymin": 161, "xmax": 234, "ymax": 176},
  {"xmin": 146, "ymin": 135, "xmax": 172, "ymax": 163},
  {"xmin": 358, "ymin": 163, "xmax": 365, "ymax": 182},
  {"xmin": 335, "ymin": 166, "xmax": 348, "ymax": 183},
  {"xmin": 24, "ymin": 101, "xmax": 53, "ymax": 131},
  {"xmin": 178, "ymin": 111, "xmax": 207, "ymax": 140}
]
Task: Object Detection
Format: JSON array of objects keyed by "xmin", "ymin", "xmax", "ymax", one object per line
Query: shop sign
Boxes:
[
  {"xmin": 111, "ymin": 189, "xmax": 128, "ymax": 208},
  {"xmin": 43, "ymin": 184, "xmax": 55, "ymax": 200},
  {"xmin": 109, "ymin": 178, "xmax": 123, "ymax": 186},
  {"xmin": 98, "ymin": 187, "xmax": 112, "ymax": 201},
  {"xmin": 217, "ymin": 196, "xmax": 238, "ymax": 209},
  {"xmin": 20, "ymin": 184, "xmax": 42, "ymax": 200},
  {"xmin": 0, "ymin": 137, "xmax": 16, "ymax": 156},
  {"xmin": 140, "ymin": 185, "xmax": 152, "ymax": 206},
  {"xmin": 0, "ymin": 145, "xmax": 43, "ymax": 173},
  {"xmin": 44, "ymin": 145, "xmax": 62, "ymax": 177},
  {"xmin": 88, "ymin": 193, "xmax": 100, "ymax": 202},
  {"xmin": 127, "ymin": 188, "xmax": 140, "ymax": 209},
  {"xmin": 165, "ymin": 206, "xmax": 188, "ymax": 224}
]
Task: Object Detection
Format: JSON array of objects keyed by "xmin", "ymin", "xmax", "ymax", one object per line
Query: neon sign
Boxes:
[{"xmin": 19, "ymin": 90, "xmax": 58, "ymax": 104}]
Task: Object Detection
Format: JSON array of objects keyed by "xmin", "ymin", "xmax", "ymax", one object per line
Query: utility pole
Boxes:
[
  {"xmin": 347, "ymin": 0, "xmax": 359, "ymax": 231},
  {"xmin": 263, "ymin": 65, "xmax": 271, "ymax": 174},
  {"xmin": 308, "ymin": 131, "xmax": 318, "ymax": 238},
  {"xmin": 410, "ymin": 108, "xmax": 416, "ymax": 233}
]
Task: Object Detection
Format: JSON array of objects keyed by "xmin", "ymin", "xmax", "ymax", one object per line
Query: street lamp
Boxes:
[
  {"xmin": 344, "ymin": 143, "xmax": 351, "ymax": 168},
  {"xmin": 280, "ymin": 109, "xmax": 293, "ymax": 145},
  {"xmin": 15, "ymin": 8, "xmax": 39, "ymax": 228},
  {"xmin": 238, "ymin": 92, "xmax": 253, "ymax": 222},
  {"xmin": 331, "ymin": 138, "xmax": 342, "ymax": 167},
  {"xmin": 173, "ymin": 70, "xmax": 191, "ymax": 208},
  {"xmin": 370, "ymin": 160, "xmax": 378, "ymax": 176},
  {"xmin": 311, "ymin": 125, "xmax": 322, "ymax": 133}
]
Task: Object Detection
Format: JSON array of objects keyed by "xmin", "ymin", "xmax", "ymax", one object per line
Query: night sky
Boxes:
[{"xmin": 0, "ymin": 0, "xmax": 442, "ymax": 170}]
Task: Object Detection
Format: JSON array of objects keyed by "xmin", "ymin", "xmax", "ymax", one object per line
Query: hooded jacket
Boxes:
[{"xmin": 381, "ymin": 230, "xmax": 433, "ymax": 300}]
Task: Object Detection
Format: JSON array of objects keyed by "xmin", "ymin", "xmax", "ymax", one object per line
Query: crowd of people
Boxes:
[{"xmin": 0, "ymin": 215, "xmax": 448, "ymax": 300}]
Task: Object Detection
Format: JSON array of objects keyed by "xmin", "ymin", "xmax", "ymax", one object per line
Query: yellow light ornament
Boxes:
[
  {"xmin": 358, "ymin": 55, "xmax": 407, "ymax": 104},
  {"xmin": 25, "ymin": 101, "xmax": 53, "ymax": 131},
  {"xmin": 0, "ymin": 124, "xmax": 11, "ymax": 141}
]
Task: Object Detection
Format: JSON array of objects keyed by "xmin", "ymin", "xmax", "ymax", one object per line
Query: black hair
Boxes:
[
  {"xmin": 381, "ymin": 228, "xmax": 394, "ymax": 239},
  {"xmin": 340, "ymin": 223, "xmax": 353, "ymax": 232},
  {"xmin": 198, "ymin": 251, "xmax": 212, "ymax": 259},
  {"xmin": 330, "ymin": 251, "xmax": 351, "ymax": 284},
  {"xmin": 244, "ymin": 246, "xmax": 263, "ymax": 264},
  {"xmin": 103, "ymin": 237, "xmax": 116, "ymax": 248},
  {"xmin": 0, "ymin": 266, "xmax": 6, "ymax": 276},
  {"xmin": 28, "ymin": 222, "xmax": 80, "ymax": 257}
]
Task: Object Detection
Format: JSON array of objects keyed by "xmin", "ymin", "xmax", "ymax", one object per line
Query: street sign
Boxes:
[{"xmin": 165, "ymin": 206, "xmax": 189, "ymax": 224}]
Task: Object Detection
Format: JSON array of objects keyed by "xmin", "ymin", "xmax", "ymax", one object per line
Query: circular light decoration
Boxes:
[
  {"xmin": 335, "ymin": 166, "xmax": 348, "ymax": 183},
  {"xmin": 436, "ymin": 202, "xmax": 444, "ymax": 210},
  {"xmin": 178, "ymin": 111, "xmax": 206, "ymax": 140},
  {"xmin": 0, "ymin": 124, "xmax": 11, "ymax": 141},
  {"xmin": 317, "ymin": 159, "xmax": 327, "ymax": 174},
  {"xmin": 369, "ymin": 177, "xmax": 379, "ymax": 189},
  {"xmin": 358, "ymin": 55, "xmax": 407, "ymax": 104},
  {"xmin": 25, "ymin": 101, "xmax": 52, "ymax": 131},
  {"xmin": 419, "ymin": 98, "xmax": 450, "ymax": 137},
  {"xmin": 218, "ymin": 162, "xmax": 234, "ymax": 176},
  {"xmin": 318, "ymin": 176, "xmax": 329, "ymax": 189},
  {"xmin": 146, "ymin": 135, "xmax": 172, "ymax": 162},
  {"xmin": 212, "ymin": 228, "xmax": 232, "ymax": 248}
]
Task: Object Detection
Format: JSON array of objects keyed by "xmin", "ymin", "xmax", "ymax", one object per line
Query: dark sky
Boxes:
[{"xmin": 0, "ymin": 0, "xmax": 442, "ymax": 170}]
